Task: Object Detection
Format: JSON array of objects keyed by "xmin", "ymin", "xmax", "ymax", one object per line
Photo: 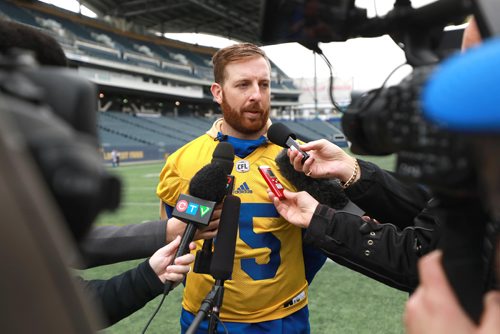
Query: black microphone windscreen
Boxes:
[
  {"xmin": 189, "ymin": 163, "xmax": 228, "ymax": 203},
  {"xmin": 275, "ymin": 149, "xmax": 349, "ymax": 209},
  {"xmin": 211, "ymin": 142, "xmax": 234, "ymax": 175},
  {"xmin": 267, "ymin": 123, "xmax": 296, "ymax": 147},
  {"xmin": 210, "ymin": 195, "xmax": 240, "ymax": 280}
]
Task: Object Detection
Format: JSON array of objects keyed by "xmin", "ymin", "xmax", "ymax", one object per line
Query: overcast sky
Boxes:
[{"xmin": 162, "ymin": 0, "xmax": 437, "ymax": 91}]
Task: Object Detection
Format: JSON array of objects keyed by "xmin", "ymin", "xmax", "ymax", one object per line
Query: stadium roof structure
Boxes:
[{"xmin": 80, "ymin": 0, "xmax": 263, "ymax": 44}]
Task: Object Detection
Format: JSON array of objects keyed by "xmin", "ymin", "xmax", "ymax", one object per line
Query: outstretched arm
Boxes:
[
  {"xmin": 79, "ymin": 236, "xmax": 195, "ymax": 327},
  {"xmin": 79, "ymin": 220, "xmax": 168, "ymax": 268},
  {"xmin": 269, "ymin": 189, "xmax": 438, "ymax": 291}
]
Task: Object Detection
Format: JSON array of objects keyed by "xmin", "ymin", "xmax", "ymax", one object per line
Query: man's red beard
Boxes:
[{"xmin": 221, "ymin": 97, "xmax": 269, "ymax": 135}]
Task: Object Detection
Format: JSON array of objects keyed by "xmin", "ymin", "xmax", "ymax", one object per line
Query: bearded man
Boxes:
[{"xmin": 156, "ymin": 43, "xmax": 322, "ymax": 333}]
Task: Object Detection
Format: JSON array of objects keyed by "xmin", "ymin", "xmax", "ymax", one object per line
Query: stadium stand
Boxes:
[{"xmin": 3, "ymin": 0, "xmax": 347, "ymax": 164}]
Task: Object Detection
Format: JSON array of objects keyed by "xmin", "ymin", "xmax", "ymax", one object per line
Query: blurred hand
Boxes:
[
  {"xmin": 462, "ymin": 18, "xmax": 482, "ymax": 51},
  {"xmin": 288, "ymin": 139, "xmax": 359, "ymax": 183},
  {"xmin": 404, "ymin": 250, "xmax": 500, "ymax": 334},
  {"xmin": 149, "ymin": 235, "xmax": 195, "ymax": 286},
  {"xmin": 268, "ymin": 189, "xmax": 319, "ymax": 228}
]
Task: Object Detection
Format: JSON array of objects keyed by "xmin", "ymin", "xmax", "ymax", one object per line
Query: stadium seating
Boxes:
[
  {"xmin": 3, "ymin": 0, "xmax": 348, "ymax": 162},
  {"xmin": 0, "ymin": 1, "xmax": 40, "ymax": 27},
  {"xmin": 4, "ymin": 0, "xmax": 298, "ymax": 90},
  {"xmin": 97, "ymin": 111, "xmax": 347, "ymax": 155}
]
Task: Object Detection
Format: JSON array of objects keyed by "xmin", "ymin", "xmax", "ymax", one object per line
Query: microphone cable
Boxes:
[
  {"xmin": 211, "ymin": 313, "xmax": 229, "ymax": 334},
  {"xmin": 141, "ymin": 287, "xmax": 169, "ymax": 334},
  {"xmin": 315, "ymin": 46, "xmax": 343, "ymax": 113}
]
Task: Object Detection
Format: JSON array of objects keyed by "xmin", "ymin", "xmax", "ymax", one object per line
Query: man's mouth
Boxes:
[{"xmin": 243, "ymin": 108, "xmax": 262, "ymax": 114}]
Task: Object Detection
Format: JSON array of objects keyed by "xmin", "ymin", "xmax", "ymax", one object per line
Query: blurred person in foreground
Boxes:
[
  {"xmin": 0, "ymin": 18, "xmax": 221, "ymax": 268},
  {"xmin": 156, "ymin": 42, "xmax": 326, "ymax": 333},
  {"xmin": 404, "ymin": 250, "xmax": 500, "ymax": 334},
  {"xmin": 0, "ymin": 18, "xmax": 200, "ymax": 327},
  {"xmin": 404, "ymin": 17, "xmax": 500, "ymax": 333}
]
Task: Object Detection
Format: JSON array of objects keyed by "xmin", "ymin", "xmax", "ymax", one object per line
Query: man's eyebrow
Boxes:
[{"xmin": 233, "ymin": 78, "xmax": 250, "ymax": 84}]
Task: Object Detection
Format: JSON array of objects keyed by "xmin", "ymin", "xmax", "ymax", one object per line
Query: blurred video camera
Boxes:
[
  {"xmin": 260, "ymin": 0, "xmax": 496, "ymax": 192},
  {"xmin": 0, "ymin": 50, "xmax": 121, "ymax": 241},
  {"xmin": 261, "ymin": 0, "xmax": 500, "ymax": 323}
]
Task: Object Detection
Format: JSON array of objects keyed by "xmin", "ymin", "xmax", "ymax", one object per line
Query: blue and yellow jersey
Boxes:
[{"xmin": 156, "ymin": 125, "xmax": 308, "ymax": 323}]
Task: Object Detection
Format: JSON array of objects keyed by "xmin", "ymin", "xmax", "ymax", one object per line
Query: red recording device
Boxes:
[{"xmin": 258, "ymin": 165, "xmax": 286, "ymax": 200}]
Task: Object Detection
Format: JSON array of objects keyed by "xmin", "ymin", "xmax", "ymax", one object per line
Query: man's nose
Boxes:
[{"xmin": 248, "ymin": 82, "xmax": 262, "ymax": 102}]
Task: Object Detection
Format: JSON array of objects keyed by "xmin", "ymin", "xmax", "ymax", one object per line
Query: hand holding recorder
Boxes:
[
  {"xmin": 259, "ymin": 165, "xmax": 286, "ymax": 200},
  {"xmin": 267, "ymin": 189, "xmax": 319, "ymax": 229}
]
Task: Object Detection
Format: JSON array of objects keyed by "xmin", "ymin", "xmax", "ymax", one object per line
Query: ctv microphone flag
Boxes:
[
  {"xmin": 172, "ymin": 194, "xmax": 216, "ymax": 227},
  {"xmin": 194, "ymin": 142, "xmax": 235, "ymax": 275}
]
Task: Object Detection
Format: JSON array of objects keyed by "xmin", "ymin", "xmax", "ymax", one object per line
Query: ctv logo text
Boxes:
[{"xmin": 175, "ymin": 200, "xmax": 211, "ymax": 217}]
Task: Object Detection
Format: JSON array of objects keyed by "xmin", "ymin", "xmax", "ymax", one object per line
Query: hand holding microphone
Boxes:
[
  {"xmin": 267, "ymin": 122, "xmax": 310, "ymax": 163},
  {"xmin": 288, "ymin": 139, "xmax": 359, "ymax": 185},
  {"xmin": 163, "ymin": 162, "xmax": 228, "ymax": 294},
  {"xmin": 267, "ymin": 123, "xmax": 358, "ymax": 184},
  {"xmin": 143, "ymin": 144, "xmax": 233, "ymax": 333},
  {"xmin": 275, "ymin": 148, "xmax": 350, "ymax": 211},
  {"xmin": 148, "ymin": 235, "xmax": 196, "ymax": 287}
]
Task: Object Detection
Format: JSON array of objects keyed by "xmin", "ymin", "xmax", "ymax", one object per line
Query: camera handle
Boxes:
[{"xmin": 432, "ymin": 196, "xmax": 487, "ymax": 324}]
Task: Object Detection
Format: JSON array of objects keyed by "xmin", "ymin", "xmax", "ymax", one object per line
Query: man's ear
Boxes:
[{"xmin": 211, "ymin": 83, "xmax": 223, "ymax": 104}]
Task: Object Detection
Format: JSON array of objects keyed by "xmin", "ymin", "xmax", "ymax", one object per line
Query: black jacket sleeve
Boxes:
[
  {"xmin": 345, "ymin": 160, "xmax": 432, "ymax": 228},
  {"xmin": 78, "ymin": 260, "xmax": 165, "ymax": 327},
  {"xmin": 304, "ymin": 204, "xmax": 440, "ymax": 292},
  {"xmin": 78, "ymin": 220, "xmax": 167, "ymax": 268}
]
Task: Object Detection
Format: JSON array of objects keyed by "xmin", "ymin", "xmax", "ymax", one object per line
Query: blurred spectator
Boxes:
[{"xmin": 111, "ymin": 149, "xmax": 120, "ymax": 167}]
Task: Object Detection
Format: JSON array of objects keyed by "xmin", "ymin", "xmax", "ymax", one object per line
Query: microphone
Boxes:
[
  {"xmin": 187, "ymin": 195, "xmax": 241, "ymax": 334},
  {"xmin": 194, "ymin": 142, "xmax": 235, "ymax": 274},
  {"xmin": 164, "ymin": 162, "xmax": 228, "ymax": 294},
  {"xmin": 211, "ymin": 141, "xmax": 235, "ymax": 193},
  {"xmin": 275, "ymin": 149, "xmax": 350, "ymax": 210},
  {"xmin": 267, "ymin": 122, "xmax": 310, "ymax": 164},
  {"xmin": 211, "ymin": 142, "xmax": 234, "ymax": 174},
  {"xmin": 422, "ymin": 38, "xmax": 500, "ymax": 132},
  {"xmin": 210, "ymin": 195, "xmax": 241, "ymax": 280}
]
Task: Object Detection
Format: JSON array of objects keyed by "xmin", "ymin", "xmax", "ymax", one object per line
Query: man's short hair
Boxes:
[
  {"xmin": 211, "ymin": 43, "xmax": 270, "ymax": 85},
  {"xmin": 0, "ymin": 19, "xmax": 67, "ymax": 66}
]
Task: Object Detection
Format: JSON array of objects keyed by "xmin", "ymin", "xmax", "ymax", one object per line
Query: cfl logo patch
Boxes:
[{"xmin": 235, "ymin": 160, "xmax": 250, "ymax": 173}]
